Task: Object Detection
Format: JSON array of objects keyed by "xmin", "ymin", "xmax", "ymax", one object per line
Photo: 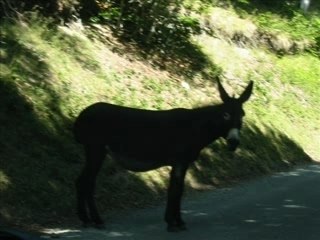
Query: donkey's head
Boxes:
[{"xmin": 217, "ymin": 80, "xmax": 253, "ymax": 151}]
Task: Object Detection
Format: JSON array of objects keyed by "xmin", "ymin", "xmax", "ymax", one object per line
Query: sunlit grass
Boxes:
[
  {"xmin": 255, "ymin": 11, "xmax": 320, "ymax": 41},
  {"xmin": 195, "ymin": 28, "xmax": 319, "ymax": 160},
  {"xmin": 204, "ymin": 7, "xmax": 257, "ymax": 41},
  {"xmin": 277, "ymin": 55, "xmax": 320, "ymax": 98}
]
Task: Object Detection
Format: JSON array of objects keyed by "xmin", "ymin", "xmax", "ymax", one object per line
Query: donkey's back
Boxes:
[{"xmin": 74, "ymin": 102, "xmax": 191, "ymax": 145}]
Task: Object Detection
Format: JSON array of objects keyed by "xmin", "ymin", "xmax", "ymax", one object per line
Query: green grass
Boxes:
[
  {"xmin": 195, "ymin": 1, "xmax": 320, "ymax": 56},
  {"xmin": 277, "ymin": 55, "xmax": 320, "ymax": 97},
  {"xmin": 255, "ymin": 11, "xmax": 320, "ymax": 40},
  {"xmin": 0, "ymin": 5, "xmax": 319, "ymax": 230}
]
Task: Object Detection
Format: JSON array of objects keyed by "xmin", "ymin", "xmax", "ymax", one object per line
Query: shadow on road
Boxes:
[{"xmin": 42, "ymin": 164, "xmax": 320, "ymax": 240}]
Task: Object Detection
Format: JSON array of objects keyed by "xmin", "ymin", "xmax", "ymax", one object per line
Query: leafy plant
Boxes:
[{"xmin": 92, "ymin": 0, "xmax": 200, "ymax": 51}]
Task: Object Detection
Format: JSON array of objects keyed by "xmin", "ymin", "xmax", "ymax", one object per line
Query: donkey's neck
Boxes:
[{"xmin": 190, "ymin": 103, "xmax": 229, "ymax": 147}]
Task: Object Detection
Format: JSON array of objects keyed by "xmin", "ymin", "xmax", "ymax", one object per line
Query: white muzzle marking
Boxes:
[{"xmin": 227, "ymin": 128, "xmax": 240, "ymax": 141}]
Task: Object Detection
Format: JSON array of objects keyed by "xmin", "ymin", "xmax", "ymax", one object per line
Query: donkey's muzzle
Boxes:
[{"xmin": 226, "ymin": 128, "xmax": 240, "ymax": 151}]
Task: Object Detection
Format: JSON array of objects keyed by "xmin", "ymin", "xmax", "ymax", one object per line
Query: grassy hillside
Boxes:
[{"xmin": 0, "ymin": 2, "xmax": 319, "ymax": 230}]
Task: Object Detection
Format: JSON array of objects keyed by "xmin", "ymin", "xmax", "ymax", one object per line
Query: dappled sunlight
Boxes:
[
  {"xmin": 135, "ymin": 167, "xmax": 170, "ymax": 193},
  {"xmin": 203, "ymin": 7, "xmax": 257, "ymax": 43},
  {"xmin": 233, "ymin": 166, "xmax": 320, "ymax": 235},
  {"xmin": 182, "ymin": 209, "xmax": 209, "ymax": 217},
  {"xmin": 43, "ymin": 228, "xmax": 81, "ymax": 235},
  {"xmin": 239, "ymin": 198, "xmax": 319, "ymax": 229},
  {"xmin": 171, "ymin": 163, "xmax": 320, "ymax": 239},
  {"xmin": 244, "ymin": 219, "xmax": 258, "ymax": 223},
  {"xmin": 0, "ymin": 170, "xmax": 10, "ymax": 191},
  {"xmin": 273, "ymin": 164, "xmax": 320, "ymax": 178},
  {"xmin": 43, "ymin": 228, "xmax": 134, "ymax": 239},
  {"xmin": 43, "ymin": 226, "xmax": 134, "ymax": 239},
  {"xmin": 0, "ymin": 29, "xmax": 82, "ymax": 227},
  {"xmin": 104, "ymin": 231, "xmax": 133, "ymax": 238},
  {"xmin": 283, "ymin": 204, "xmax": 308, "ymax": 209},
  {"xmin": 93, "ymin": 1, "xmax": 222, "ymax": 82}
]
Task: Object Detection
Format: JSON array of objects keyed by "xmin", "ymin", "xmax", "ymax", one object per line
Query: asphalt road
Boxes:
[{"xmin": 42, "ymin": 163, "xmax": 320, "ymax": 240}]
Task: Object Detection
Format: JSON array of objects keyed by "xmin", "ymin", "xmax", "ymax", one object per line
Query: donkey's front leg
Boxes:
[{"xmin": 165, "ymin": 163, "xmax": 188, "ymax": 232}]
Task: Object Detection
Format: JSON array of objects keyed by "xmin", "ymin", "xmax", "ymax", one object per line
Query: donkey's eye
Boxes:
[{"xmin": 223, "ymin": 112, "xmax": 231, "ymax": 120}]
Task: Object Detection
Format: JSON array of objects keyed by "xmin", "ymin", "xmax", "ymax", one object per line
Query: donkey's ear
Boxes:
[
  {"xmin": 239, "ymin": 81, "xmax": 253, "ymax": 103},
  {"xmin": 217, "ymin": 79, "xmax": 230, "ymax": 102}
]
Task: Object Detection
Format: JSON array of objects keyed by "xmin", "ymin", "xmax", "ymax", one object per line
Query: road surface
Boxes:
[{"xmin": 43, "ymin": 163, "xmax": 320, "ymax": 240}]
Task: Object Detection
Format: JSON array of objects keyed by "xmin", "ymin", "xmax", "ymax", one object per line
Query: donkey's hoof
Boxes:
[
  {"xmin": 167, "ymin": 224, "xmax": 187, "ymax": 232},
  {"xmin": 178, "ymin": 223, "xmax": 187, "ymax": 231},
  {"xmin": 167, "ymin": 225, "xmax": 180, "ymax": 232}
]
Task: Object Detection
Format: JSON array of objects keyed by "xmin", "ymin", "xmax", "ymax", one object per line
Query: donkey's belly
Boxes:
[{"xmin": 108, "ymin": 150, "xmax": 169, "ymax": 172}]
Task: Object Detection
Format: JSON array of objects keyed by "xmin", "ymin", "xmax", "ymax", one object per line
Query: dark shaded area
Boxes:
[
  {"xmin": 0, "ymin": 0, "xmax": 72, "ymax": 21},
  {"xmin": 91, "ymin": 1, "xmax": 222, "ymax": 82},
  {"xmin": 0, "ymin": 0, "xmax": 100, "ymax": 22},
  {"xmin": 189, "ymin": 122, "xmax": 313, "ymax": 187},
  {"xmin": 0, "ymin": 0, "xmax": 104, "ymax": 22},
  {"xmin": 0, "ymin": 32, "xmax": 79, "ymax": 227},
  {"xmin": 0, "ymin": 228, "xmax": 42, "ymax": 240}
]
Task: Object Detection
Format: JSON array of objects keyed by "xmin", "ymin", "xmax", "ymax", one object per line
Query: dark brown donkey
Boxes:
[{"xmin": 74, "ymin": 80, "xmax": 253, "ymax": 232}]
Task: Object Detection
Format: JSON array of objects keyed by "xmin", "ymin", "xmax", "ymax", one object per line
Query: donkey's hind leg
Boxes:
[
  {"xmin": 76, "ymin": 144, "xmax": 106, "ymax": 228},
  {"xmin": 76, "ymin": 173, "xmax": 90, "ymax": 226},
  {"xmin": 85, "ymin": 144, "xmax": 106, "ymax": 228}
]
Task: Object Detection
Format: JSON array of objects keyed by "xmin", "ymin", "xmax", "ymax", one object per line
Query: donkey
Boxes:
[{"xmin": 74, "ymin": 80, "xmax": 253, "ymax": 232}]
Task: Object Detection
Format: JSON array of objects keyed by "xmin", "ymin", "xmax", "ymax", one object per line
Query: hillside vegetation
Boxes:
[{"xmin": 0, "ymin": 0, "xmax": 319, "ymax": 230}]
